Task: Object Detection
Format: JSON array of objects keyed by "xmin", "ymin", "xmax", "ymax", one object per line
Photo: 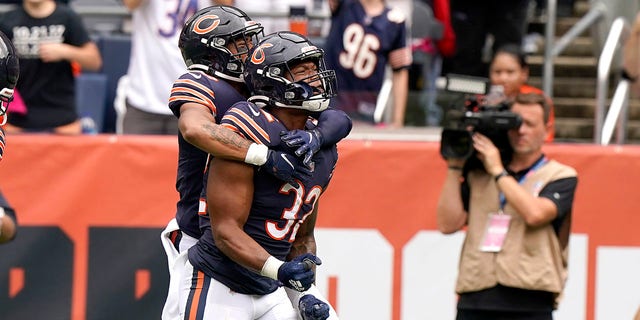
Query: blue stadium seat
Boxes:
[
  {"xmin": 96, "ymin": 33, "xmax": 131, "ymax": 133},
  {"xmin": 75, "ymin": 72, "xmax": 108, "ymax": 133}
]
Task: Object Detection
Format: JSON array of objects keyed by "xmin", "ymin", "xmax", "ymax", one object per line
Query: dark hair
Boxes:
[
  {"xmin": 513, "ymin": 92, "xmax": 550, "ymax": 124},
  {"xmin": 491, "ymin": 43, "xmax": 528, "ymax": 70}
]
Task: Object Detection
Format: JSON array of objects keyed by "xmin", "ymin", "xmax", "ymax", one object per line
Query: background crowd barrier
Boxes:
[{"xmin": 0, "ymin": 135, "xmax": 639, "ymax": 320}]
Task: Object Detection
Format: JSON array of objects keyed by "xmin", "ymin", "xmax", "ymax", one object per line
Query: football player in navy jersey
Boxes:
[
  {"xmin": 324, "ymin": 0, "xmax": 412, "ymax": 127},
  {"xmin": 0, "ymin": 31, "xmax": 20, "ymax": 243},
  {"xmin": 180, "ymin": 31, "xmax": 343, "ymax": 320},
  {"xmin": 161, "ymin": 6, "xmax": 351, "ymax": 320}
]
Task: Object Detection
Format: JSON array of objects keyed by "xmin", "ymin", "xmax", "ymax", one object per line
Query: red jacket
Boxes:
[{"xmin": 432, "ymin": 0, "xmax": 455, "ymax": 57}]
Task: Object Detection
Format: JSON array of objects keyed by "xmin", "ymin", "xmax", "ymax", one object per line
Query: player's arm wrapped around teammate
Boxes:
[
  {"xmin": 280, "ymin": 108, "xmax": 352, "ymax": 167},
  {"xmin": 225, "ymin": 102, "xmax": 313, "ymax": 186},
  {"xmin": 280, "ymin": 128, "xmax": 323, "ymax": 167},
  {"xmin": 250, "ymin": 145, "xmax": 313, "ymax": 187}
]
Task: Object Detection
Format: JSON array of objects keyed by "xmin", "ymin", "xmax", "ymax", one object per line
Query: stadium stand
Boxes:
[{"xmin": 5, "ymin": 0, "xmax": 638, "ymax": 142}]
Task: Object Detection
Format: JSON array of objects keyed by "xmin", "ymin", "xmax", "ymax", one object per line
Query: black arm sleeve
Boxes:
[
  {"xmin": 538, "ymin": 177, "xmax": 578, "ymax": 223},
  {"xmin": 315, "ymin": 108, "xmax": 353, "ymax": 147}
]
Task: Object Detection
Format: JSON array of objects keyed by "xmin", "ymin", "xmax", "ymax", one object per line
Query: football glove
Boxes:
[
  {"xmin": 278, "ymin": 253, "xmax": 322, "ymax": 292},
  {"xmin": 280, "ymin": 129, "xmax": 324, "ymax": 168},
  {"xmin": 262, "ymin": 150, "xmax": 313, "ymax": 187},
  {"xmin": 299, "ymin": 294, "xmax": 330, "ymax": 320}
]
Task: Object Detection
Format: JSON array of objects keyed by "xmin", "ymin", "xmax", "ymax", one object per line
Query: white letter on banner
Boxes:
[
  {"xmin": 401, "ymin": 231, "xmax": 464, "ymax": 320},
  {"xmin": 596, "ymin": 246, "xmax": 640, "ymax": 320},
  {"xmin": 554, "ymin": 234, "xmax": 587, "ymax": 320},
  {"xmin": 315, "ymin": 228, "xmax": 393, "ymax": 320}
]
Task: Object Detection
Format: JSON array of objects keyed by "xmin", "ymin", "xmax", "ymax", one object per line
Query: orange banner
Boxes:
[{"xmin": 0, "ymin": 135, "xmax": 639, "ymax": 319}]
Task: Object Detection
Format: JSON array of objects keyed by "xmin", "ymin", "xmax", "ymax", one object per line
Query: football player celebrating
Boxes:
[
  {"xmin": 180, "ymin": 30, "xmax": 342, "ymax": 320},
  {"xmin": 0, "ymin": 30, "xmax": 20, "ymax": 243},
  {"xmin": 161, "ymin": 6, "xmax": 350, "ymax": 320}
]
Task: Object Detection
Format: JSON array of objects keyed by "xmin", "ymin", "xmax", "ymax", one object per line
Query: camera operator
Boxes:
[{"xmin": 436, "ymin": 92, "xmax": 578, "ymax": 319}]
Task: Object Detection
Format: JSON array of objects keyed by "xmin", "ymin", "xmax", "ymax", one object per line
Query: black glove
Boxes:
[
  {"xmin": 277, "ymin": 253, "xmax": 322, "ymax": 292},
  {"xmin": 262, "ymin": 150, "xmax": 313, "ymax": 187},
  {"xmin": 299, "ymin": 294, "xmax": 330, "ymax": 320},
  {"xmin": 280, "ymin": 129, "xmax": 324, "ymax": 168}
]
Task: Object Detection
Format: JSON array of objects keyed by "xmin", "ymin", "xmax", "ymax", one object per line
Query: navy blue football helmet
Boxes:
[
  {"xmin": 244, "ymin": 31, "xmax": 337, "ymax": 112},
  {"xmin": 0, "ymin": 31, "xmax": 18, "ymax": 122},
  {"xmin": 179, "ymin": 5, "xmax": 263, "ymax": 82}
]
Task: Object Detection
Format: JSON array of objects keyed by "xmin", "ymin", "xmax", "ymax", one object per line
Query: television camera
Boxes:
[{"xmin": 439, "ymin": 74, "xmax": 522, "ymax": 171}]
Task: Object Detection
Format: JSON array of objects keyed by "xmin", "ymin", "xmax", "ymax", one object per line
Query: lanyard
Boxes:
[{"xmin": 499, "ymin": 156, "xmax": 549, "ymax": 209}]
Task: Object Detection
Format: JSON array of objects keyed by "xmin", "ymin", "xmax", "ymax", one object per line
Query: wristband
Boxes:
[
  {"xmin": 260, "ymin": 256, "xmax": 284, "ymax": 280},
  {"xmin": 244, "ymin": 143, "xmax": 269, "ymax": 166},
  {"xmin": 448, "ymin": 165, "xmax": 463, "ymax": 171},
  {"xmin": 494, "ymin": 169, "xmax": 509, "ymax": 182}
]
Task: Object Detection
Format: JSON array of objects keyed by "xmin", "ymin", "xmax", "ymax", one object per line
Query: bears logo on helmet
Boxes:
[
  {"xmin": 192, "ymin": 14, "xmax": 221, "ymax": 35},
  {"xmin": 249, "ymin": 43, "xmax": 273, "ymax": 65}
]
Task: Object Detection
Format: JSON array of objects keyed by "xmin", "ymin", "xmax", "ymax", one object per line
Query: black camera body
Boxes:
[{"xmin": 438, "ymin": 75, "xmax": 522, "ymax": 171}]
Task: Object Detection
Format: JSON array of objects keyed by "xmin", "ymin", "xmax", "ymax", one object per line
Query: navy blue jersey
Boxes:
[
  {"xmin": 189, "ymin": 101, "xmax": 338, "ymax": 295},
  {"xmin": 324, "ymin": 0, "xmax": 411, "ymax": 93},
  {"xmin": 168, "ymin": 71, "xmax": 246, "ymax": 239}
]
